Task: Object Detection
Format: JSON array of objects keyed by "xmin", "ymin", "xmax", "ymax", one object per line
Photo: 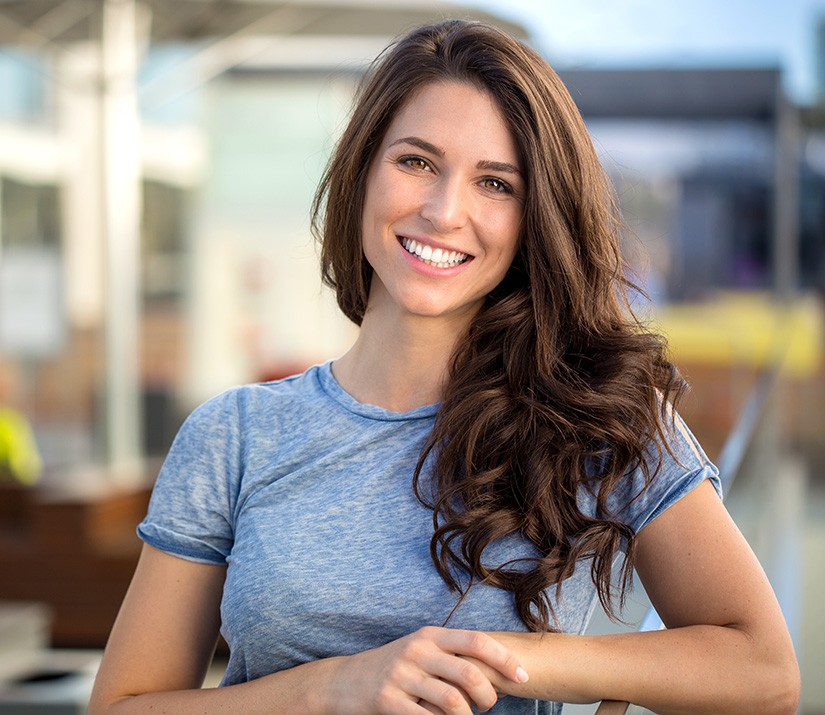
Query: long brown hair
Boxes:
[{"xmin": 312, "ymin": 20, "xmax": 686, "ymax": 631}]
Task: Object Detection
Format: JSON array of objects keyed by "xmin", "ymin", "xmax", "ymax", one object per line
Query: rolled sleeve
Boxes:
[{"xmin": 137, "ymin": 388, "xmax": 244, "ymax": 564}]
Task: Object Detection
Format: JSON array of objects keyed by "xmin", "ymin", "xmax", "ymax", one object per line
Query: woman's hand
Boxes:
[{"xmin": 323, "ymin": 625, "xmax": 529, "ymax": 715}]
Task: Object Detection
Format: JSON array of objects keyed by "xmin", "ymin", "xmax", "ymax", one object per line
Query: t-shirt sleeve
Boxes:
[
  {"xmin": 137, "ymin": 388, "xmax": 243, "ymax": 565},
  {"xmin": 580, "ymin": 410, "xmax": 722, "ymax": 536}
]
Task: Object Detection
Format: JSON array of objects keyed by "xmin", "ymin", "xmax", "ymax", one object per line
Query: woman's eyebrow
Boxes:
[
  {"xmin": 389, "ymin": 136, "xmax": 522, "ymax": 177},
  {"xmin": 477, "ymin": 159, "xmax": 522, "ymax": 177},
  {"xmin": 388, "ymin": 136, "xmax": 444, "ymax": 156}
]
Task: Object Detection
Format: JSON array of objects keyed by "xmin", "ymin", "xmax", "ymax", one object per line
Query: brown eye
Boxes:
[
  {"xmin": 482, "ymin": 177, "xmax": 511, "ymax": 193},
  {"xmin": 401, "ymin": 156, "xmax": 430, "ymax": 171}
]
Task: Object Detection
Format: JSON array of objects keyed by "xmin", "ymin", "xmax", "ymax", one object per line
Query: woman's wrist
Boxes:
[
  {"xmin": 254, "ymin": 655, "xmax": 346, "ymax": 715},
  {"xmin": 299, "ymin": 656, "xmax": 347, "ymax": 715},
  {"xmin": 481, "ymin": 631, "xmax": 552, "ymax": 699}
]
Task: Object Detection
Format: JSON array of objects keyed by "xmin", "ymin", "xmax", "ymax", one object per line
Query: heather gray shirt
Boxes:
[{"xmin": 138, "ymin": 361, "xmax": 720, "ymax": 714}]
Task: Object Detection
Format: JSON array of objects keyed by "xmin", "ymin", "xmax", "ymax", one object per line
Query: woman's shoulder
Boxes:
[
  {"xmin": 626, "ymin": 410, "xmax": 721, "ymax": 533},
  {"xmin": 188, "ymin": 362, "xmax": 330, "ymax": 424},
  {"xmin": 579, "ymin": 408, "xmax": 722, "ymax": 536}
]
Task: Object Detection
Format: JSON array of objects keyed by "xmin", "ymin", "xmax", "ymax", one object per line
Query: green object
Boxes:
[{"xmin": 0, "ymin": 407, "xmax": 42, "ymax": 485}]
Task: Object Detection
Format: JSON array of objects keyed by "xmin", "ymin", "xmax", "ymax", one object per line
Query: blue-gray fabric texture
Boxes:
[{"xmin": 138, "ymin": 361, "xmax": 721, "ymax": 714}]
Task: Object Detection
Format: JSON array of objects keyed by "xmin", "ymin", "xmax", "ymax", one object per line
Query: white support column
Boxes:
[
  {"xmin": 59, "ymin": 43, "xmax": 105, "ymax": 331},
  {"xmin": 100, "ymin": 0, "xmax": 143, "ymax": 482}
]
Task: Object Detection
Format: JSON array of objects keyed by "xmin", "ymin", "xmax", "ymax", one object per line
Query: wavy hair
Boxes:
[{"xmin": 311, "ymin": 20, "xmax": 687, "ymax": 631}]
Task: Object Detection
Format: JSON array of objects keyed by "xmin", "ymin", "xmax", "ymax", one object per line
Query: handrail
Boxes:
[
  {"xmin": 593, "ymin": 365, "xmax": 783, "ymax": 714},
  {"xmin": 714, "ymin": 369, "xmax": 780, "ymax": 493}
]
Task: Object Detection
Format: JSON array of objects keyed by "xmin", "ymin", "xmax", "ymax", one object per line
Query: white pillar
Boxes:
[
  {"xmin": 100, "ymin": 0, "xmax": 143, "ymax": 482},
  {"xmin": 58, "ymin": 43, "xmax": 105, "ymax": 331}
]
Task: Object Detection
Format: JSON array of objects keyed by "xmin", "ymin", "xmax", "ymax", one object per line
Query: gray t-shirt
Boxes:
[{"xmin": 138, "ymin": 361, "xmax": 720, "ymax": 713}]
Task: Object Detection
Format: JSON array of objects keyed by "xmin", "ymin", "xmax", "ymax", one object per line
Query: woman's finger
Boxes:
[
  {"xmin": 418, "ymin": 627, "xmax": 529, "ymax": 685},
  {"xmin": 420, "ymin": 653, "xmax": 499, "ymax": 712},
  {"xmin": 409, "ymin": 675, "xmax": 475, "ymax": 715}
]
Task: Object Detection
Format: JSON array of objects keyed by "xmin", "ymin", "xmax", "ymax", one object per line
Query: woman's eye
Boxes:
[
  {"xmin": 481, "ymin": 177, "xmax": 511, "ymax": 193},
  {"xmin": 401, "ymin": 156, "xmax": 430, "ymax": 171}
]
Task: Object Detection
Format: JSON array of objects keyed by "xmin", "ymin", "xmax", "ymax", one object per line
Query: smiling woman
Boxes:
[{"xmin": 89, "ymin": 19, "xmax": 799, "ymax": 715}]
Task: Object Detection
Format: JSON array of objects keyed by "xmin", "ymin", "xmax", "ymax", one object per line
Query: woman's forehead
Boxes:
[{"xmin": 380, "ymin": 81, "xmax": 522, "ymax": 167}]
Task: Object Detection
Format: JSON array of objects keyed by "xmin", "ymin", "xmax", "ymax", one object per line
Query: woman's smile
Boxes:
[{"xmin": 398, "ymin": 236, "xmax": 470, "ymax": 269}]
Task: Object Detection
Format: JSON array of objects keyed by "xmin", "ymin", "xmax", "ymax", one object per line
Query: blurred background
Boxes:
[{"xmin": 0, "ymin": 0, "xmax": 822, "ymax": 712}]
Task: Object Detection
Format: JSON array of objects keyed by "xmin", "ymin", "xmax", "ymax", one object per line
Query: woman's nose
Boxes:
[{"xmin": 419, "ymin": 176, "xmax": 468, "ymax": 233}]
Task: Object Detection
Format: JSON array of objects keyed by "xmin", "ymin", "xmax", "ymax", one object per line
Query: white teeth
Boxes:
[{"xmin": 400, "ymin": 237, "xmax": 469, "ymax": 268}]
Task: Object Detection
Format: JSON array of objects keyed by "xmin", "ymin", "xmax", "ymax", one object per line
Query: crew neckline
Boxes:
[{"xmin": 316, "ymin": 360, "xmax": 441, "ymax": 422}]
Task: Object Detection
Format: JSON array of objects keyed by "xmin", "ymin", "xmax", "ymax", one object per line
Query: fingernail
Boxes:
[{"xmin": 516, "ymin": 666, "xmax": 529, "ymax": 683}]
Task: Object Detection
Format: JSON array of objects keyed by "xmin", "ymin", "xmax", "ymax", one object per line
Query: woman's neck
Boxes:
[{"xmin": 332, "ymin": 308, "xmax": 470, "ymax": 413}]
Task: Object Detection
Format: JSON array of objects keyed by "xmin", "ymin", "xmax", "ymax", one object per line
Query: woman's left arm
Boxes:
[{"xmin": 483, "ymin": 480, "xmax": 800, "ymax": 714}]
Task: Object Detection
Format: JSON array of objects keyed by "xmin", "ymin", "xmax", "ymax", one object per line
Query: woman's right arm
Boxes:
[{"xmin": 89, "ymin": 544, "xmax": 527, "ymax": 715}]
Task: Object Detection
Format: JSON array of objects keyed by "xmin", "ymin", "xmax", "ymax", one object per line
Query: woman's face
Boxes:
[{"xmin": 360, "ymin": 80, "xmax": 524, "ymax": 326}]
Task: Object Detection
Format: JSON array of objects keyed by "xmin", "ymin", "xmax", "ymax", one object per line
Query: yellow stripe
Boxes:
[{"xmin": 648, "ymin": 291, "xmax": 823, "ymax": 377}]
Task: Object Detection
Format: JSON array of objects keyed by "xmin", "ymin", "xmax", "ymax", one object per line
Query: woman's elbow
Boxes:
[
  {"xmin": 86, "ymin": 700, "xmax": 110, "ymax": 715},
  {"xmin": 87, "ymin": 696, "xmax": 114, "ymax": 715},
  {"xmin": 773, "ymin": 660, "xmax": 801, "ymax": 715},
  {"xmin": 87, "ymin": 684, "xmax": 136, "ymax": 715},
  {"xmin": 757, "ymin": 648, "xmax": 801, "ymax": 715},
  {"xmin": 87, "ymin": 694, "xmax": 122, "ymax": 715}
]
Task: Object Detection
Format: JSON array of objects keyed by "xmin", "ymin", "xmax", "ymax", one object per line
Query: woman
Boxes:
[{"xmin": 89, "ymin": 20, "xmax": 799, "ymax": 714}]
